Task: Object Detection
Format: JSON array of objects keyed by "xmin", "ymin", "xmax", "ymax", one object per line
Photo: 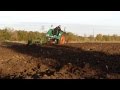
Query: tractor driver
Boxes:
[{"xmin": 53, "ymin": 25, "xmax": 62, "ymax": 36}]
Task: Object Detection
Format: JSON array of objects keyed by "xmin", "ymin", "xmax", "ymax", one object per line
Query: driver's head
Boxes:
[{"xmin": 58, "ymin": 25, "xmax": 61, "ymax": 28}]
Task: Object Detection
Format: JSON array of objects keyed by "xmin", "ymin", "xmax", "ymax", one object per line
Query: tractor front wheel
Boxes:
[{"xmin": 59, "ymin": 35, "xmax": 65, "ymax": 45}]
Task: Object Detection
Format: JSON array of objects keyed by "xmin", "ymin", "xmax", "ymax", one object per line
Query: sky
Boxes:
[{"xmin": 0, "ymin": 11, "xmax": 120, "ymax": 36}]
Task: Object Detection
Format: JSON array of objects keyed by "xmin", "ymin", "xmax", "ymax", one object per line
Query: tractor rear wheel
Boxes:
[{"xmin": 59, "ymin": 35, "xmax": 65, "ymax": 45}]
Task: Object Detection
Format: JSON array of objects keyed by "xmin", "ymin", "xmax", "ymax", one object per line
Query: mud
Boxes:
[{"xmin": 0, "ymin": 42, "xmax": 120, "ymax": 79}]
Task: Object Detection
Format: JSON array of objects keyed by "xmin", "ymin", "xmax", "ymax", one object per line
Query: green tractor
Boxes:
[{"xmin": 46, "ymin": 27, "xmax": 66, "ymax": 45}]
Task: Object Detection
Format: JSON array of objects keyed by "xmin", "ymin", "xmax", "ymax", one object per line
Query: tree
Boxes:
[
  {"xmin": 96, "ymin": 34, "xmax": 103, "ymax": 41},
  {"xmin": 88, "ymin": 35, "xmax": 94, "ymax": 41}
]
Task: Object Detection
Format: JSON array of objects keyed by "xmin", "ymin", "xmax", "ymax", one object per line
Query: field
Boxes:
[{"xmin": 0, "ymin": 42, "xmax": 120, "ymax": 79}]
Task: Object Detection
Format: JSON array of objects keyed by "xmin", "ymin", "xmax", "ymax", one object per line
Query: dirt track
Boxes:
[{"xmin": 0, "ymin": 42, "xmax": 120, "ymax": 79}]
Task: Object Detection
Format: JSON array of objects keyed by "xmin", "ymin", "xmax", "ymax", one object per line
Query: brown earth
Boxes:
[{"xmin": 0, "ymin": 42, "xmax": 120, "ymax": 79}]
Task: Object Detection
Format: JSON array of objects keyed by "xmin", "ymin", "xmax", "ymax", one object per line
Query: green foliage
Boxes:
[
  {"xmin": 0, "ymin": 28, "xmax": 120, "ymax": 43},
  {"xmin": 0, "ymin": 28, "xmax": 47, "ymax": 42},
  {"xmin": 0, "ymin": 28, "xmax": 11, "ymax": 41},
  {"xmin": 65, "ymin": 32, "xmax": 82, "ymax": 42},
  {"xmin": 96, "ymin": 34, "xmax": 103, "ymax": 41}
]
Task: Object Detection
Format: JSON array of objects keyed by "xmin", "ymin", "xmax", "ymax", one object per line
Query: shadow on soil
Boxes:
[{"xmin": 3, "ymin": 42, "xmax": 120, "ymax": 75}]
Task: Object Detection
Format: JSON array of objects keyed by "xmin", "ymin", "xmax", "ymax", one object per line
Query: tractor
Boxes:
[
  {"xmin": 27, "ymin": 26, "xmax": 66, "ymax": 45},
  {"xmin": 46, "ymin": 26, "xmax": 66, "ymax": 45}
]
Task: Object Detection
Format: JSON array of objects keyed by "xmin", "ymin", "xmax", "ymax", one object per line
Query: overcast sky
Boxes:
[
  {"xmin": 0, "ymin": 11, "xmax": 120, "ymax": 35},
  {"xmin": 0, "ymin": 11, "xmax": 120, "ymax": 25}
]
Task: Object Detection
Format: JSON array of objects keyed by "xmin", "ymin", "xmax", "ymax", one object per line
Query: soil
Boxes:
[{"xmin": 0, "ymin": 42, "xmax": 120, "ymax": 79}]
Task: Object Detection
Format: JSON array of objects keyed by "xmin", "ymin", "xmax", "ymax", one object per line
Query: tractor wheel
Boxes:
[{"xmin": 59, "ymin": 35, "xmax": 65, "ymax": 45}]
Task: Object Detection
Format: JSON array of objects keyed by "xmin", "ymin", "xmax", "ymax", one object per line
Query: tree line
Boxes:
[{"xmin": 0, "ymin": 28, "xmax": 120, "ymax": 42}]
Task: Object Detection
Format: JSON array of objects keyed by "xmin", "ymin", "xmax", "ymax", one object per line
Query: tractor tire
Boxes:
[{"xmin": 59, "ymin": 35, "xmax": 65, "ymax": 45}]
